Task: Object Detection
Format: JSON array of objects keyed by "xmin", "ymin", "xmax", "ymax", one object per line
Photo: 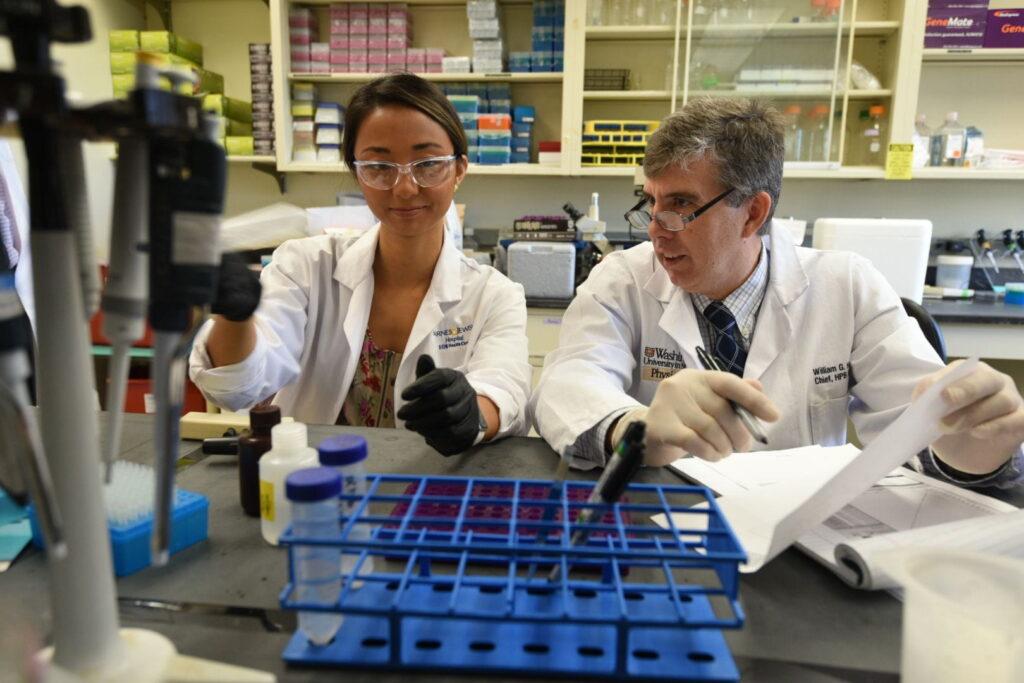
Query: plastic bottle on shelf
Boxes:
[
  {"xmin": 963, "ymin": 124, "xmax": 984, "ymax": 168},
  {"xmin": 782, "ymin": 105, "xmax": 805, "ymax": 162},
  {"xmin": 804, "ymin": 105, "xmax": 831, "ymax": 162},
  {"xmin": 285, "ymin": 466, "xmax": 343, "ymax": 646},
  {"xmin": 936, "ymin": 111, "xmax": 966, "ymax": 167},
  {"xmin": 860, "ymin": 105, "xmax": 886, "ymax": 166},
  {"xmin": 912, "ymin": 114, "xmax": 932, "ymax": 169},
  {"xmin": 259, "ymin": 422, "xmax": 320, "ymax": 545}
]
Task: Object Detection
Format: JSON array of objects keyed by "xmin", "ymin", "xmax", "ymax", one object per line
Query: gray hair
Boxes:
[{"xmin": 643, "ymin": 97, "xmax": 784, "ymax": 233}]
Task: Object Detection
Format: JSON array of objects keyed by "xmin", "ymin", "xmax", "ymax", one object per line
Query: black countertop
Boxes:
[{"xmin": 922, "ymin": 298, "xmax": 1024, "ymax": 324}]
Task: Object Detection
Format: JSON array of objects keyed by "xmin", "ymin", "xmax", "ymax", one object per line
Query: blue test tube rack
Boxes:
[{"xmin": 278, "ymin": 474, "xmax": 746, "ymax": 681}]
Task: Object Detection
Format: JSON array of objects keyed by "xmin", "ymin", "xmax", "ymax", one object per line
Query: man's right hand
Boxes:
[{"xmin": 611, "ymin": 368, "xmax": 780, "ymax": 467}]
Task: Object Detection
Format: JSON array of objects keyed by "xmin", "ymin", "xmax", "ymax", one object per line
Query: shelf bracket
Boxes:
[
  {"xmin": 145, "ymin": 0, "xmax": 172, "ymax": 31},
  {"xmin": 252, "ymin": 161, "xmax": 286, "ymax": 194}
]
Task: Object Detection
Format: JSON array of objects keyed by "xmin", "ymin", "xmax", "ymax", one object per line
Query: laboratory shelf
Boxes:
[
  {"xmin": 584, "ymin": 21, "xmax": 899, "ymax": 41},
  {"xmin": 575, "ymin": 165, "xmax": 889, "ymax": 179},
  {"xmin": 288, "ymin": 72, "xmax": 564, "ymax": 84},
  {"xmin": 910, "ymin": 168, "xmax": 1024, "ymax": 180},
  {"xmin": 922, "ymin": 48, "xmax": 1024, "ymax": 62},
  {"xmin": 281, "ymin": 161, "xmax": 565, "ymax": 176},
  {"xmin": 228, "ymin": 154, "xmax": 276, "ymax": 163},
  {"xmin": 583, "ymin": 90, "xmax": 673, "ymax": 101},
  {"xmin": 279, "ymin": 474, "xmax": 746, "ymax": 681},
  {"xmin": 91, "ymin": 345, "xmax": 154, "ymax": 358},
  {"xmin": 687, "ymin": 88, "xmax": 892, "ymax": 100}
]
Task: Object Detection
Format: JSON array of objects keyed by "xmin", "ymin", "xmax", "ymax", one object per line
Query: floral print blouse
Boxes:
[{"xmin": 336, "ymin": 329, "xmax": 403, "ymax": 427}]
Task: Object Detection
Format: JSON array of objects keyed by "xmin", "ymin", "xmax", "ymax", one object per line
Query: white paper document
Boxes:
[{"xmin": 656, "ymin": 358, "xmax": 1011, "ymax": 576}]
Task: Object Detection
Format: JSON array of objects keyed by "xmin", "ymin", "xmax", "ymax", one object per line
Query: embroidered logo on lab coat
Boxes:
[
  {"xmin": 641, "ymin": 346, "xmax": 686, "ymax": 381},
  {"xmin": 433, "ymin": 323, "xmax": 474, "ymax": 351}
]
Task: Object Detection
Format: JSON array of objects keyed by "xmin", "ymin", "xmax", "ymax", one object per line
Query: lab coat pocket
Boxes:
[{"xmin": 809, "ymin": 396, "xmax": 850, "ymax": 447}]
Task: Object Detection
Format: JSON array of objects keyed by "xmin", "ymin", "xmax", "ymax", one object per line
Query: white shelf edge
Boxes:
[
  {"xmin": 582, "ymin": 90, "xmax": 672, "ymax": 100},
  {"xmin": 280, "ymin": 162, "xmax": 566, "ymax": 176},
  {"xmin": 228, "ymin": 155, "xmax": 275, "ymax": 163},
  {"xmin": 289, "ymin": 72, "xmax": 564, "ymax": 83},
  {"xmin": 585, "ymin": 20, "xmax": 899, "ymax": 41},
  {"xmin": 922, "ymin": 48, "xmax": 1024, "ymax": 63},
  {"xmin": 689, "ymin": 88, "xmax": 892, "ymax": 99},
  {"xmin": 910, "ymin": 168, "xmax": 1024, "ymax": 180}
]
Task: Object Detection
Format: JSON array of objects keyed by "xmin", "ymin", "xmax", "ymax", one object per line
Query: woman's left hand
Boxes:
[{"xmin": 398, "ymin": 354, "xmax": 482, "ymax": 456}]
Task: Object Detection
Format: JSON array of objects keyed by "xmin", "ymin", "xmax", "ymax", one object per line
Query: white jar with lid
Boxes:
[{"xmin": 935, "ymin": 255, "xmax": 974, "ymax": 289}]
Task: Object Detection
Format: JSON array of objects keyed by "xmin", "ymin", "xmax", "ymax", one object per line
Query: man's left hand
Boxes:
[{"xmin": 915, "ymin": 360, "xmax": 1024, "ymax": 475}]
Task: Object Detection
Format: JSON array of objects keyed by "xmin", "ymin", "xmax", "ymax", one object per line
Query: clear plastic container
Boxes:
[
  {"xmin": 963, "ymin": 125, "xmax": 984, "ymax": 168},
  {"xmin": 937, "ymin": 111, "xmax": 966, "ymax": 167},
  {"xmin": 318, "ymin": 434, "xmax": 375, "ymax": 577},
  {"xmin": 286, "ymin": 466, "xmax": 343, "ymax": 646},
  {"xmin": 804, "ymin": 105, "xmax": 831, "ymax": 162},
  {"xmin": 860, "ymin": 105, "xmax": 886, "ymax": 166},
  {"xmin": 935, "ymin": 254, "xmax": 974, "ymax": 289},
  {"xmin": 260, "ymin": 422, "xmax": 320, "ymax": 545},
  {"xmin": 782, "ymin": 104, "xmax": 804, "ymax": 162}
]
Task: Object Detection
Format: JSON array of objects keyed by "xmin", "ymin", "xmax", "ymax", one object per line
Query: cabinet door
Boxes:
[{"xmin": 677, "ymin": 1, "xmax": 846, "ymax": 166}]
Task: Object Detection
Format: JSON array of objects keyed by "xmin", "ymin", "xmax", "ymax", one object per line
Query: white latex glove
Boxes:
[
  {"xmin": 611, "ymin": 369, "xmax": 780, "ymax": 467},
  {"xmin": 916, "ymin": 360, "xmax": 1024, "ymax": 475}
]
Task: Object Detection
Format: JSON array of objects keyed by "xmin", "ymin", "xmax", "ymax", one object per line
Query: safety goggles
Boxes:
[
  {"xmin": 351, "ymin": 154, "xmax": 457, "ymax": 190},
  {"xmin": 624, "ymin": 187, "xmax": 735, "ymax": 232}
]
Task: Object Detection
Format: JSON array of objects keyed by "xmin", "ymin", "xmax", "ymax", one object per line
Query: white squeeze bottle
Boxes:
[{"xmin": 260, "ymin": 422, "xmax": 320, "ymax": 545}]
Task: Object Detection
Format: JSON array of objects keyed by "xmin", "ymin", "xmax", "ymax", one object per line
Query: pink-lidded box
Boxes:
[
  {"xmin": 368, "ymin": 17, "xmax": 389, "ymax": 34},
  {"xmin": 329, "ymin": 3, "xmax": 349, "ymax": 19},
  {"xmin": 291, "ymin": 46, "xmax": 311, "ymax": 63},
  {"xmin": 311, "ymin": 42, "xmax": 330, "ymax": 60},
  {"xmin": 425, "ymin": 47, "xmax": 445, "ymax": 63},
  {"xmin": 387, "ymin": 56, "xmax": 406, "ymax": 70},
  {"xmin": 349, "ymin": 35, "xmax": 369, "ymax": 50},
  {"xmin": 349, "ymin": 3, "xmax": 369, "ymax": 20},
  {"xmin": 368, "ymin": 36, "xmax": 388, "ymax": 50},
  {"xmin": 985, "ymin": 9, "xmax": 1024, "ymax": 47},
  {"xmin": 330, "ymin": 35, "xmax": 349, "ymax": 49},
  {"xmin": 425, "ymin": 62, "xmax": 442, "ymax": 73},
  {"xmin": 288, "ymin": 8, "xmax": 317, "ymax": 28},
  {"xmin": 388, "ymin": 16, "xmax": 409, "ymax": 31},
  {"xmin": 331, "ymin": 61, "xmax": 349, "ymax": 74},
  {"xmin": 330, "ymin": 18, "xmax": 349, "ymax": 34},
  {"xmin": 367, "ymin": 61, "xmax": 386, "ymax": 73},
  {"xmin": 330, "ymin": 49, "xmax": 349, "ymax": 64},
  {"xmin": 386, "ymin": 35, "xmax": 410, "ymax": 50},
  {"xmin": 368, "ymin": 4, "xmax": 387, "ymax": 19},
  {"xmin": 289, "ymin": 27, "xmax": 313, "ymax": 45},
  {"xmin": 388, "ymin": 4, "xmax": 410, "ymax": 18},
  {"xmin": 367, "ymin": 49, "xmax": 388, "ymax": 65},
  {"xmin": 292, "ymin": 60, "xmax": 312, "ymax": 74},
  {"xmin": 349, "ymin": 18, "xmax": 369, "ymax": 34},
  {"xmin": 311, "ymin": 60, "xmax": 330, "ymax": 73},
  {"xmin": 349, "ymin": 50, "xmax": 368, "ymax": 71},
  {"xmin": 406, "ymin": 47, "xmax": 426, "ymax": 71}
]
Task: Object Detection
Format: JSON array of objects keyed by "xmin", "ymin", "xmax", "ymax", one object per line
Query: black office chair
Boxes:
[{"xmin": 901, "ymin": 297, "xmax": 947, "ymax": 363}]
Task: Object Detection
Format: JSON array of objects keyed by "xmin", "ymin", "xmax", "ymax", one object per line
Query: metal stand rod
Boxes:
[{"xmin": 33, "ymin": 231, "xmax": 122, "ymax": 670}]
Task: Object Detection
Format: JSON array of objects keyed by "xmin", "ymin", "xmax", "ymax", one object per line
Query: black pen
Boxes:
[
  {"xmin": 695, "ymin": 345, "xmax": 769, "ymax": 445},
  {"xmin": 548, "ymin": 421, "xmax": 646, "ymax": 583}
]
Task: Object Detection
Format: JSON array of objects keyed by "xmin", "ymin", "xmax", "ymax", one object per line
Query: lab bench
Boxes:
[
  {"xmin": 8, "ymin": 414, "xmax": 1021, "ymax": 681},
  {"xmin": 922, "ymin": 299, "xmax": 1024, "ymax": 361}
]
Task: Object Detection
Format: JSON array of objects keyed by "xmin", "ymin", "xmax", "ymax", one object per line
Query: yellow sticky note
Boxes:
[{"xmin": 885, "ymin": 143, "xmax": 914, "ymax": 180}]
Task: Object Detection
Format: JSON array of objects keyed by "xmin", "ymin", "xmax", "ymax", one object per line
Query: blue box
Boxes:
[
  {"xmin": 29, "ymin": 489, "xmax": 209, "ymax": 577},
  {"xmin": 511, "ymin": 151, "xmax": 531, "ymax": 163},
  {"xmin": 512, "ymin": 122, "xmax": 533, "ymax": 137},
  {"xmin": 448, "ymin": 95, "xmax": 480, "ymax": 114},
  {"xmin": 513, "ymin": 105, "xmax": 536, "ymax": 123},
  {"xmin": 486, "ymin": 83, "xmax": 511, "ymax": 99},
  {"xmin": 479, "ymin": 131, "xmax": 511, "ymax": 147},
  {"xmin": 489, "ymin": 100, "xmax": 511, "ymax": 114},
  {"xmin": 478, "ymin": 147, "xmax": 511, "ymax": 164},
  {"xmin": 459, "ymin": 113, "xmax": 478, "ymax": 130}
]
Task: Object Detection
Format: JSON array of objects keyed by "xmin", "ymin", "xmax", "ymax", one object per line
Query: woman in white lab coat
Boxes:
[{"xmin": 189, "ymin": 74, "xmax": 531, "ymax": 454}]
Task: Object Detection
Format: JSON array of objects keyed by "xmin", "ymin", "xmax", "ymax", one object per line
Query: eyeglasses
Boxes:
[
  {"xmin": 351, "ymin": 155, "xmax": 457, "ymax": 190},
  {"xmin": 624, "ymin": 187, "xmax": 735, "ymax": 232}
]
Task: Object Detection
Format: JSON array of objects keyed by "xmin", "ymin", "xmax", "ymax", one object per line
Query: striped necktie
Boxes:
[{"xmin": 703, "ymin": 300, "xmax": 747, "ymax": 377}]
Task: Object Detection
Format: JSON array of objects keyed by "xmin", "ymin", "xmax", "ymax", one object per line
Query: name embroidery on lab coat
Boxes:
[
  {"xmin": 433, "ymin": 323, "xmax": 474, "ymax": 350},
  {"xmin": 642, "ymin": 346, "xmax": 686, "ymax": 381},
  {"xmin": 812, "ymin": 362, "xmax": 848, "ymax": 385}
]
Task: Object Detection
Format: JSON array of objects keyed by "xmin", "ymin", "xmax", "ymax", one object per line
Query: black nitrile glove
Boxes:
[
  {"xmin": 211, "ymin": 252, "xmax": 262, "ymax": 322},
  {"xmin": 397, "ymin": 354, "xmax": 482, "ymax": 456}
]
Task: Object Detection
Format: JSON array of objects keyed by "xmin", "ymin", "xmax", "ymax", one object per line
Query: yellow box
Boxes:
[
  {"xmin": 139, "ymin": 31, "xmax": 203, "ymax": 65},
  {"xmin": 291, "ymin": 102, "xmax": 315, "ymax": 118},
  {"xmin": 108, "ymin": 30, "xmax": 139, "ymax": 52},
  {"xmin": 225, "ymin": 136, "xmax": 256, "ymax": 156}
]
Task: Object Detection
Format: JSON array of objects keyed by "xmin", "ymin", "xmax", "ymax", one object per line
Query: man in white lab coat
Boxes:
[{"xmin": 530, "ymin": 98, "xmax": 1023, "ymax": 488}]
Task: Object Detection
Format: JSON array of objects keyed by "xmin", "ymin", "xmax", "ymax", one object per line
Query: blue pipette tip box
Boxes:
[{"xmin": 28, "ymin": 489, "xmax": 209, "ymax": 576}]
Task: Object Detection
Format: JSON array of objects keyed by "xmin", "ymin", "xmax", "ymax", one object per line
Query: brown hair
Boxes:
[
  {"xmin": 644, "ymin": 97, "xmax": 785, "ymax": 231},
  {"xmin": 342, "ymin": 73, "xmax": 468, "ymax": 168}
]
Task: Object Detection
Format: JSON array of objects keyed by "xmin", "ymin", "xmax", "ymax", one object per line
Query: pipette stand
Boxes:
[{"xmin": 0, "ymin": 1, "xmax": 273, "ymax": 679}]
